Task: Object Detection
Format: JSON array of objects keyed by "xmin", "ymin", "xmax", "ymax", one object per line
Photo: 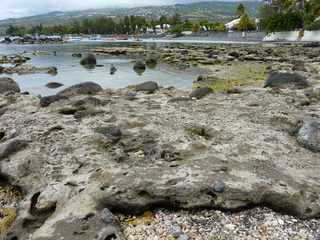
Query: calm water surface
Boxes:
[{"xmin": 0, "ymin": 42, "xmax": 206, "ymax": 96}]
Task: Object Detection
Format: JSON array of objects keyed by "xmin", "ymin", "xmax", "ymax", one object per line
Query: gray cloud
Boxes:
[{"xmin": 0, "ymin": 0, "xmax": 183, "ymax": 20}]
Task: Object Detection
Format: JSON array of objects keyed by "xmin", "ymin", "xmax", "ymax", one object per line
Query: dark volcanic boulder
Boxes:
[
  {"xmin": 264, "ymin": 72, "xmax": 310, "ymax": 89},
  {"xmin": 133, "ymin": 61, "xmax": 146, "ymax": 70},
  {"xmin": 133, "ymin": 61, "xmax": 146, "ymax": 75},
  {"xmin": 46, "ymin": 82, "xmax": 64, "ymax": 89},
  {"xmin": 80, "ymin": 53, "xmax": 97, "ymax": 66},
  {"xmin": 0, "ymin": 66, "xmax": 4, "ymax": 73},
  {"xmin": 0, "ymin": 77, "xmax": 20, "ymax": 94},
  {"xmin": 297, "ymin": 120, "xmax": 320, "ymax": 152},
  {"xmin": 40, "ymin": 95, "xmax": 68, "ymax": 107},
  {"xmin": 190, "ymin": 87, "xmax": 213, "ymax": 99},
  {"xmin": 57, "ymin": 82, "xmax": 103, "ymax": 97},
  {"xmin": 135, "ymin": 81, "xmax": 159, "ymax": 93}
]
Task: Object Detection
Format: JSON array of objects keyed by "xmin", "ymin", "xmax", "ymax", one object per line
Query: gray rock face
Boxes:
[
  {"xmin": 57, "ymin": 82, "xmax": 103, "ymax": 97},
  {"xmin": 40, "ymin": 95, "xmax": 68, "ymax": 107},
  {"xmin": 0, "ymin": 77, "xmax": 20, "ymax": 94},
  {"xmin": 189, "ymin": 87, "xmax": 212, "ymax": 99},
  {"xmin": 80, "ymin": 53, "xmax": 97, "ymax": 66},
  {"xmin": 264, "ymin": 72, "xmax": 310, "ymax": 89},
  {"xmin": 297, "ymin": 120, "xmax": 320, "ymax": 152},
  {"xmin": 135, "ymin": 81, "xmax": 159, "ymax": 93},
  {"xmin": 0, "ymin": 139, "xmax": 28, "ymax": 160}
]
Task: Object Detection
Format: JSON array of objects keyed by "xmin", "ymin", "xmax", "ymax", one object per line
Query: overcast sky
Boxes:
[{"xmin": 0, "ymin": 0, "xmax": 194, "ymax": 20}]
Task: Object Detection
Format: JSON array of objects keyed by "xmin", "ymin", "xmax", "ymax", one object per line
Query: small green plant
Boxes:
[{"xmin": 185, "ymin": 126, "xmax": 212, "ymax": 139}]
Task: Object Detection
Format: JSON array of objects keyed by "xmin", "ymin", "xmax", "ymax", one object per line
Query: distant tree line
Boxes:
[
  {"xmin": 5, "ymin": 14, "xmax": 229, "ymax": 36},
  {"xmin": 259, "ymin": 0, "xmax": 320, "ymax": 32}
]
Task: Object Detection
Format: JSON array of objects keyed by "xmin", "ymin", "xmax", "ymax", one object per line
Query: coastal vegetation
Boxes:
[
  {"xmin": 5, "ymin": 14, "xmax": 230, "ymax": 36},
  {"xmin": 259, "ymin": 0, "xmax": 320, "ymax": 32}
]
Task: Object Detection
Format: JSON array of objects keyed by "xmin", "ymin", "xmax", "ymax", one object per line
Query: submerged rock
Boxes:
[
  {"xmin": 80, "ymin": 53, "xmax": 97, "ymax": 66},
  {"xmin": 133, "ymin": 61, "xmax": 146, "ymax": 75},
  {"xmin": 57, "ymin": 82, "xmax": 103, "ymax": 97},
  {"xmin": 46, "ymin": 82, "xmax": 64, "ymax": 89},
  {"xmin": 134, "ymin": 81, "xmax": 159, "ymax": 93},
  {"xmin": 264, "ymin": 72, "xmax": 310, "ymax": 89},
  {"xmin": 0, "ymin": 77, "xmax": 20, "ymax": 94},
  {"xmin": 72, "ymin": 53, "xmax": 82, "ymax": 58},
  {"xmin": 189, "ymin": 87, "xmax": 212, "ymax": 99},
  {"xmin": 297, "ymin": 120, "xmax": 320, "ymax": 152},
  {"xmin": 110, "ymin": 64, "xmax": 117, "ymax": 75}
]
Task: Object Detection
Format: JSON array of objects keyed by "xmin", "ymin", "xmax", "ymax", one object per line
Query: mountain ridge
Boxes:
[{"xmin": 0, "ymin": 1, "xmax": 262, "ymax": 34}]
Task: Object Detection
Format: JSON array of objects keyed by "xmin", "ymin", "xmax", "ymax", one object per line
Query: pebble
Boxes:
[{"xmin": 119, "ymin": 208, "xmax": 320, "ymax": 240}]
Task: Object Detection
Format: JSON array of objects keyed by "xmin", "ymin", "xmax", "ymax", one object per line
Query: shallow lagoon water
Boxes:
[{"xmin": 0, "ymin": 42, "xmax": 205, "ymax": 96}]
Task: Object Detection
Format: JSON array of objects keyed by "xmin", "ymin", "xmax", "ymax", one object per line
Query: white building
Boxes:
[{"xmin": 225, "ymin": 18, "xmax": 241, "ymax": 31}]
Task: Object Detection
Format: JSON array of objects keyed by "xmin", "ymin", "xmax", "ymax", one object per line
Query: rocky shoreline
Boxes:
[{"xmin": 0, "ymin": 43, "xmax": 320, "ymax": 239}]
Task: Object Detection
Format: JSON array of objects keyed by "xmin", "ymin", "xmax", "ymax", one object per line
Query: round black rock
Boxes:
[
  {"xmin": 46, "ymin": 82, "xmax": 64, "ymax": 89},
  {"xmin": 80, "ymin": 53, "xmax": 97, "ymax": 66}
]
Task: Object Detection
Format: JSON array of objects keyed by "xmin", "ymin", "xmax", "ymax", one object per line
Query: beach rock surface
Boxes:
[{"xmin": 1, "ymin": 84, "xmax": 320, "ymax": 238}]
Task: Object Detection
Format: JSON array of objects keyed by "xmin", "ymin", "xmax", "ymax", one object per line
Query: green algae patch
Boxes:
[
  {"xmin": 0, "ymin": 208, "xmax": 17, "ymax": 234},
  {"xmin": 196, "ymin": 62, "xmax": 268, "ymax": 92},
  {"xmin": 185, "ymin": 126, "xmax": 212, "ymax": 140}
]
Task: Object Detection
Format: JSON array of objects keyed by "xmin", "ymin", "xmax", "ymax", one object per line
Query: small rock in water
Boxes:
[
  {"xmin": 297, "ymin": 120, "xmax": 320, "ymax": 152},
  {"xmin": 110, "ymin": 64, "xmax": 117, "ymax": 75},
  {"xmin": 72, "ymin": 53, "xmax": 82, "ymax": 58},
  {"xmin": 80, "ymin": 53, "xmax": 97, "ymax": 66},
  {"xmin": 213, "ymin": 180, "xmax": 225, "ymax": 193},
  {"xmin": 133, "ymin": 60, "xmax": 146, "ymax": 75},
  {"xmin": 46, "ymin": 82, "xmax": 64, "ymax": 89},
  {"xmin": 189, "ymin": 87, "xmax": 212, "ymax": 99}
]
